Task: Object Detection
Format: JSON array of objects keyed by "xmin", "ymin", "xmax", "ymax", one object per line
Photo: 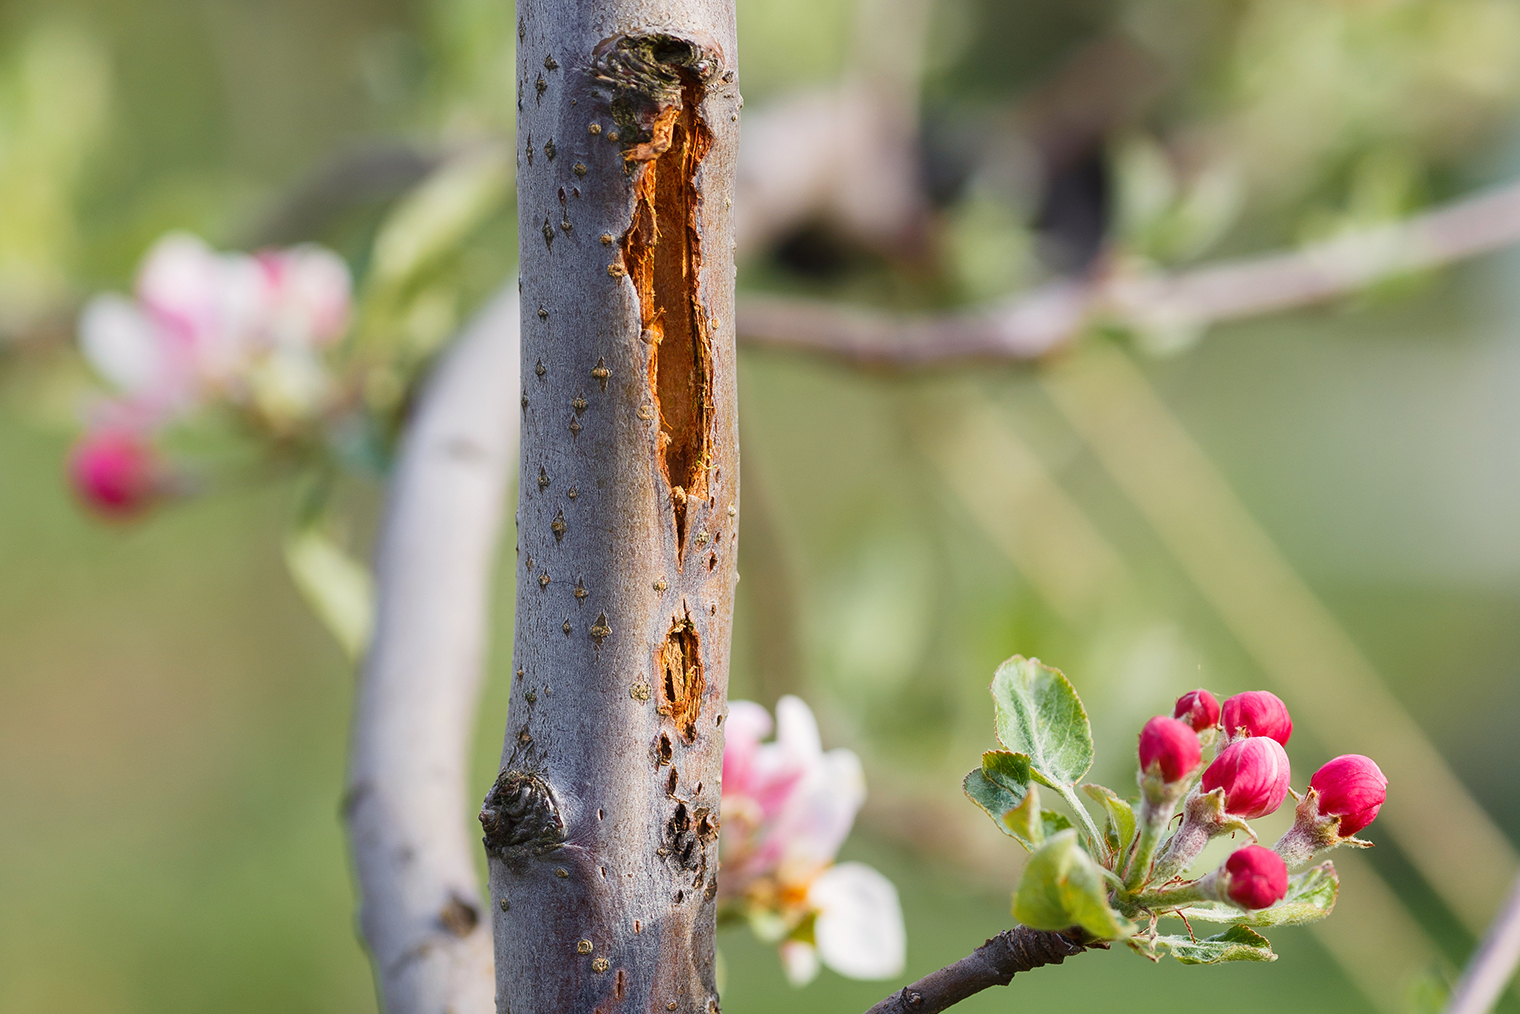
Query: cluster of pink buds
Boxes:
[
  {"xmin": 70, "ymin": 233, "xmax": 351, "ymax": 517},
  {"xmin": 967, "ymin": 657, "xmax": 1374, "ymax": 963},
  {"xmin": 718, "ymin": 696, "xmax": 905, "ymax": 986},
  {"xmin": 1128, "ymin": 688, "xmax": 1387, "ymax": 901}
]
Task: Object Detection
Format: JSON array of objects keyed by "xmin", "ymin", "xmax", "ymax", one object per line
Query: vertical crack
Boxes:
[{"xmin": 608, "ymin": 38, "xmax": 716, "ymax": 563}]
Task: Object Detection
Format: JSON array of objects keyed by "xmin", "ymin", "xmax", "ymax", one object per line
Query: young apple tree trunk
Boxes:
[{"xmin": 484, "ymin": 2, "xmax": 740, "ymax": 1012}]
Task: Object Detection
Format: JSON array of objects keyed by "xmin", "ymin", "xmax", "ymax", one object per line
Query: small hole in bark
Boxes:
[
  {"xmin": 657, "ymin": 733, "xmax": 673, "ymax": 765},
  {"xmin": 707, "ymin": 552, "xmax": 717, "ymax": 571},
  {"xmin": 597, "ymin": 808, "xmax": 604, "ymax": 820},
  {"xmin": 675, "ymin": 890, "xmax": 684, "ymax": 903},
  {"xmin": 616, "ymin": 969, "xmax": 626, "ymax": 998},
  {"xmin": 666, "ymin": 768, "xmax": 678, "ymax": 795},
  {"xmin": 634, "ymin": 920, "xmax": 641, "ymax": 933}
]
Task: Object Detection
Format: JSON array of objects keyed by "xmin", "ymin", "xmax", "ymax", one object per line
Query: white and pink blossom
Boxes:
[
  {"xmin": 719, "ymin": 695, "xmax": 905, "ymax": 986},
  {"xmin": 78, "ymin": 232, "xmax": 352, "ymax": 429}
]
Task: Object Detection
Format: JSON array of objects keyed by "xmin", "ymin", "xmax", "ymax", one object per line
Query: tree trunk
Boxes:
[
  {"xmin": 347, "ymin": 290, "xmax": 520, "ymax": 1014},
  {"xmin": 485, "ymin": 3, "xmax": 740, "ymax": 1012}
]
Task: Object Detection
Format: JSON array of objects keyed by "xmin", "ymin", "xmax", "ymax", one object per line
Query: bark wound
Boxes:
[
  {"xmin": 657, "ymin": 613, "xmax": 704, "ymax": 742},
  {"xmin": 599, "ymin": 34, "xmax": 718, "ymax": 560}
]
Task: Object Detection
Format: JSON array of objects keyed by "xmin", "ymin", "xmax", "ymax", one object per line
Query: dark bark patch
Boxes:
[{"xmin": 480, "ymin": 770, "xmax": 566, "ymax": 864}]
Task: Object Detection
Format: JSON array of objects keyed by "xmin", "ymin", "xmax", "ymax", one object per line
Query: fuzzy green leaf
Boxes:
[
  {"xmin": 990, "ymin": 657, "xmax": 1094, "ymax": 788},
  {"xmin": 965, "ymin": 752, "xmax": 1043, "ymax": 850},
  {"xmin": 1042, "ymin": 810, "xmax": 1074, "ymax": 839},
  {"xmin": 1082, "ymin": 783, "xmax": 1137, "ymax": 860},
  {"xmin": 1013, "ymin": 830, "xmax": 1134, "ymax": 940},
  {"xmin": 1140, "ymin": 925, "xmax": 1277, "ymax": 964},
  {"xmin": 1176, "ymin": 862, "xmax": 1340, "ymax": 927}
]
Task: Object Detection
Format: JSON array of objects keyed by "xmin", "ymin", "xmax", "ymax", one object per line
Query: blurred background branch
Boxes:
[
  {"xmin": 1447, "ymin": 874, "xmax": 1520, "ymax": 1014},
  {"xmin": 736, "ymin": 178, "xmax": 1520, "ymax": 367}
]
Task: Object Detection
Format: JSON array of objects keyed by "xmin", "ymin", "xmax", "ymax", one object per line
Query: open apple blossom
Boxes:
[
  {"xmin": 965, "ymin": 657, "xmax": 1384, "ymax": 964},
  {"xmin": 718, "ymin": 695, "xmax": 906, "ymax": 986},
  {"xmin": 69, "ymin": 232, "xmax": 353, "ymax": 514}
]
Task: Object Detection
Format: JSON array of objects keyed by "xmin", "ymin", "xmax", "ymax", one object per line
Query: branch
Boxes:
[
  {"xmin": 1445, "ymin": 873, "xmax": 1520, "ymax": 1014},
  {"xmin": 862, "ymin": 927, "xmax": 1093, "ymax": 1014},
  {"xmin": 736, "ymin": 179, "xmax": 1520, "ymax": 366},
  {"xmin": 344, "ymin": 289, "xmax": 520, "ymax": 1014}
]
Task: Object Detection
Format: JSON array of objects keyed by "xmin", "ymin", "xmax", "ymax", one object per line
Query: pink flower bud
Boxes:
[
  {"xmin": 1173, "ymin": 689, "xmax": 1221, "ymax": 733},
  {"xmin": 1308, "ymin": 755, "xmax": 1387, "ymax": 837},
  {"xmin": 1201, "ymin": 737, "xmax": 1291, "ymax": 818},
  {"xmin": 1220, "ymin": 690, "xmax": 1292, "ymax": 745},
  {"xmin": 1138, "ymin": 716, "xmax": 1201, "ymax": 783},
  {"xmin": 1222, "ymin": 845, "xmax": 1289, "ymax": 909},
  {"xmin": 68, "ymin": 429, "xmax": 159, "ymax": 517}
]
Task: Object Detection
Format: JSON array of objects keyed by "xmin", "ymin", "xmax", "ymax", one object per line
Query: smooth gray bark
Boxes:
[
  {"xmin": 347, "ymin": 290, "xmax": 520, "ymax": 1014},
  {"xmin": 489, "ymin": 3, "xmax": 740, "ymax": 1011}
]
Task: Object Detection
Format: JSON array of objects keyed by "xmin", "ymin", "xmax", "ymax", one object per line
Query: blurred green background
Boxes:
[{"xmin": 3, "ymin": 0, "xmax": 1520, "ymax": 1012}]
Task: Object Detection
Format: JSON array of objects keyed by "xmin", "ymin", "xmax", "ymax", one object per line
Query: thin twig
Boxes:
[
  {"xmin": 862, "ymin": 927, "xmax": 1093, "ymax": 1014},
  {"xmin": 737, "ymin": 179, "xmax": 1520, "ymax": 366},
  {"xmin": 1445, "ymin": 874, "xmax": 1520, "ymax": 1014}
]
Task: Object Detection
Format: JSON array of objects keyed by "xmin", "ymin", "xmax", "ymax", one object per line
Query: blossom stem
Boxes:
[
  {"xmin": 1123, "ymin": 795, "xmax": 1176, "ymax": 892},
  {"xmin": 1149, "ymin": 813, "xmax": 1212, "ymax": 885},
  {"xmin": 1053, "ymin": 783, "xmax": 1112, "ymax": 868},
  {"xmin": 1128, "ymin": 875, "xmax": 1215, "ymax": 913},
  {"xmin": 861, "ymin": 927, "xmax": 1092, "ymax": 1014}
]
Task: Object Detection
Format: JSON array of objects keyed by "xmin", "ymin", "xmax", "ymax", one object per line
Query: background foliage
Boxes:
[{"xmin": 2, "ymin": 0, "xmax": 1519, "ymax": 1011}]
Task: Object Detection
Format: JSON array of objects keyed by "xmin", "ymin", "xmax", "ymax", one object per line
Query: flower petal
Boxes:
[
  {"xmin": 722, "ymin": 700, "xmax": 775, "ymax": 796},
  {"xmin": 774, "ymin": 694, "xmax": 823, "ymax": 760},
  {"xmin": 78, "ymin": 295, "xmax": 167, "ymax": 396},
  {"xmin": 779, "ymin": 940, "xmax": 821, "ymax": 987},
  {"xmin": 810, "ymin": 862, "xmax": 906, "ymax": 981},
  {"xmin": 772, "ymin": 747, "xmax": 865, "ymax": 871}
]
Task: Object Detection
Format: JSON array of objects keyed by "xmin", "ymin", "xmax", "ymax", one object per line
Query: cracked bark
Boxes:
[{"xmin": 492, "ymin": 3, "xmax": 739, "ymax": 1012}]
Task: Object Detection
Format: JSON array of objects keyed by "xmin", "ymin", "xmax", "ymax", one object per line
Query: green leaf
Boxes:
[
  {"xmin": 1083, "ymin": 784, "xmax": 1137, "ymax": 860},
  {"xmin": 965, "ymin": 751, "xmax": 1043, "ymax": 850},
  {"xmin": 1041, "ymin": 810, "xmax": 1074, "ymax": 839},
  {"xmin": 1176, "ymin": 862, "xmax": 1340, "ymax": 927},
  {"xmin": 1140, "ymin": 925, "xmax": 1276, "ymax": 964},
  {"xmin": 1013, "ymin": 830, "xmax": 1134, "ymax": 940},
  {"xmin": 284, "ymin": 526, "xmax": 374, "ymax": 661},
  {"xmin": 369, "ymin": 145, "xmax": 513, "ymax": 288},
  {"xmin": 990, "ymin": 656, "xmax": 1094, "ymax": 788}
]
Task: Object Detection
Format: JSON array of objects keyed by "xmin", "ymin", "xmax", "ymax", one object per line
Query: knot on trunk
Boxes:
[{"xmin": 480, "ymin": 770, "xmax": 565, "ymax": 864}]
